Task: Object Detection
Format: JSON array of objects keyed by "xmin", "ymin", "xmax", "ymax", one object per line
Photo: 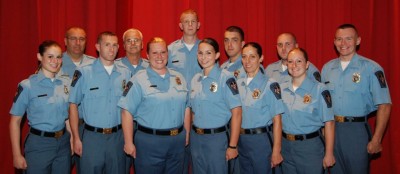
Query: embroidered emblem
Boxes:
[
  {"xmin": 64, "ymin": 85, "xmax": 69, "ymax": 95},
  {"xmin": 176, "ymin": 76, "xmax": 182, "ymax": 85},
  {"xmin": 210, "ymin": 82, "xmax": 218, "ymax": 92},
  {"xmin": 252, "ymin": 89, "xmax": 261, "ymax": 99},
  {"xmin": 226, "ymin": 78, "xmax": 239, "ymax": 95},
  {"xmin": 321, "ymin": 90, "xmax": 332, "ymax": 108},
  {"xmin": 352, "ymin": 72, "xmax": 361, "ymax": 83},
  {"xmin": 71, "ymin": 70, "xmax": 82, "ymax": 87},
  {"xmin": 375, "ymin": 70, "xmax": 387, "ymax": 88},
  {"xmin": 270, "ymin": 82, "xmax": 281, "ymax": 99},
  {"xmin": 303, "ymin": 94, "xmax": 312, "ymax": 104}
]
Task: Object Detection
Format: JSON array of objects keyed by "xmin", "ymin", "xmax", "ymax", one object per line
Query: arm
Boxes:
[
  {"xmin": 367, "ymin": 103, "xmax": 391, "ymax": 154},
  {"xmin": 226, "ymin": 106, "xmax": 242, "ymax": 160},
  {"xmin": 69, "ymin": 103, "xmax": 82, "ymax": 156},
  {"xmin": 271, "ymin": 115, "xmax": 283, "ymax": 167},
  {"xmin": 9, "ymin": 115, "xmax": 27, "ymax": 169},
  {"xmin": 184, "ymin": 107, "xmax": 191, "ymax": 146},
  {"xmin": 65, "ymin": 119, "xmax": 73, "ymax": 155},
  {"xmin": 122, "ymin": 109, "xmax": 136, "ymax": 158},
  {"xmin": 323, "ymin": 120, "xmax": 335, "ymax": 168}
]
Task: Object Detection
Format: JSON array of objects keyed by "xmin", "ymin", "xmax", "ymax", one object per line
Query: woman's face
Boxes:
[
  {"xmin": 197, "ymin": 42, "xmax": 219, "ymax": 70},
  {"xmin": 38, "ymin": 45, "xmax": 62, "ymax": 75},
  {"xmin": 287, "ymin": 49, "xmax": 309, "ymax": 79},
  {"xmin": 242, "ymin": 46, "xmax": 262, "ymax": 75}
]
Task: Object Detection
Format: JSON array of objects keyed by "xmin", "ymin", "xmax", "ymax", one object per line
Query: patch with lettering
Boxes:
[
  {"xmin": 270, "ymin": 82, "xmax": 281, "ymax": 99},
  {"xmin": 13, "ymin": 85, "xmax": 23, "ymax": 103},
  {"xmin": 226, "ymin": 78, "xmax": 239, "ymax": 95},
  {"xmin": 375, "ymin": 71, "xmax": 387, "ymax": 88},
  {"xmin": 71, "ymin": 70, "xmax": 82, "ymax": 87},
  {"xmin": 122, "ymin": 81, "xmax": 133, "ymax": 96},
  {"xmin": 313, "ymin": 72, "xmax": 321, "ymax": 82},
  {"xmin": 321, "ymin": 90, "xmax": 332, "ymax": 108}
]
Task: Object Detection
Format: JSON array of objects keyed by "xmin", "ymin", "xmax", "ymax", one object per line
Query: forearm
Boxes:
[
  {"xmin": 122, "ymin": 109, "xmax": 134, "ymax": 144},
  {"xmin": 9, "ymin": 116, "xmax": 23, "ymax": 157},
  {"xmin": 324, "ymin": 121, "xmax": 335, "ymax": 155},
  {"xmin": 184, "ymin": 107, "xmax": 191, "ymax": 132},
  {"xmin": 68, "ymin": 103, "xmax": 80, "ymax": 140},
  {"xmin": 272, "ymin": 115, "xmax": 282, "ymax": 154},
  {"xmin": 372, "ymin": 104, "xmax": 391, "ymax": 143},
  {"xmin": 229, "ymin": 107, "xmax": 242, "ymax": 146}
]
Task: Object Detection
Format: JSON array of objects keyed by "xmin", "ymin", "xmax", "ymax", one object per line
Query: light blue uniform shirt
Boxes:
[
  {"xmin": 118, "ymin": 67, "xmax": 188, "ymax": 129},
  {"xmin": 114, "ymin": 57, "xmax": 149, "ymax": 75},
  {"xmin": 61, "ymin": 52, "xmax": 95, "ymax": 78},
  {"xmin": 237, "ymin": 70, "xmax": 285, "ymax": 129},
  {"xmin": 190, "ymin": 65, "xmax": 241, "ymax": 128},
  {"xmin": 220, "ymin": 55, "xmax": 246, "ymax": 79},
  {"xmin": 281, "ymin": 76, "xmax": 334, "ymax": 134},
  {"xmin": 321, "ymin": 54, "xmax": 391, "ymax": 116},
  {"xmin": 265, "ymin": 60, "xmax": 321, "ymax": 83},
  {"xmin": 168, "ymin": 38, "xmax": 202, "ymax": 85},
  {"xmin": 68, "ymin": 59, "xmax": 132, "ymax": 128},
  {"xmin": 10, "ymin": 71, "xmax": 71, "ymax": 131}
]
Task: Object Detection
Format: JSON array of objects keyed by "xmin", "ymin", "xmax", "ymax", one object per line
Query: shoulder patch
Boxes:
[
  {"xmin": 374, "ymin": 70, "xmax": 387, "ymax": 88},
  {"xmin": 270, "ymin": 82, "xmax": 282, "ymax": 99},
  {"xmin": 313, "ymin": 72, "xmax": 321, "ymax": 82},
  {"xmin": 321, "ymin": 90, "xmax": 332, "ymax": 108},
  {"xmin": 13, "ymin": 85, "xmax": 23, "ymax": 103},
  {"xmin": 226, "ymin": 78, "xmax": 239, "ymax": 95},
  {"xmin": 71, "ymin": 70, "xmax": 82, "ymax": 87},
  {"xmin": 122, "ymin": 81, "xmax": 133, "ymax": 97}
]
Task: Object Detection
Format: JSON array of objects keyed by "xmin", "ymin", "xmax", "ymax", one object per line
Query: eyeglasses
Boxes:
[
  {"xmin": 125, "ymin": 38, "xmax": 142, "ymax": 44},
  {"xmin": 67, "ymin": 37, "xmax": 86, "ymax": 42}
]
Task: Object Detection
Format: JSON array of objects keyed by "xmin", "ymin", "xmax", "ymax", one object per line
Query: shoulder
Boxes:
[
  {"xmin": 322, "ymin": 58, "xmax": 339, "ymax": 70},
  {"xmin": 168, "ymin": 39, "xmax": 182, "ymax": 49},
  {"xmin": 357, "ymin": 55, "xmax": 384, "ymax": 70}
]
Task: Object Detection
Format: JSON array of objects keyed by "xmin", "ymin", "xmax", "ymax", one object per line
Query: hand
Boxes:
[
  {"xmin": 323, "ymin": 154, "xmax": 336, "ymax": 168},
  {"xmin": 225, "ymin": 147, "xmax": 238, "ymax": 161},
  {"xmin": 73, "ymin": 139, "xmax": 82, "ymax": 156},
  {"xmin": 271, "ymin": 152, "xmax": 283, "ymax": 167},
  {"xmin": 124, "ymin": 143, "xmax": 136, "ymax": 158},
  {"xmin": 13, "ymin": 154, "xmax": 27, "ymax": 170},
  {"xmin": 70, "ymin": 136, "xmax": 74, "ymax": 155},
  {"xmin": 367, "ymin": 140, "xmax": 382, "ymax": 154}
]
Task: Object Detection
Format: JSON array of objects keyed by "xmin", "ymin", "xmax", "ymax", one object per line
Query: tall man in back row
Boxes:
[{"xmin": 321, "ymin": 24, "xmax": 391, "ymax": 174}]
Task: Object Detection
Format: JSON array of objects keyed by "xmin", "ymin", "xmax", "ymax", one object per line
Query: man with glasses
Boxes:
[{"xmin": 265, "ymin": 33, "xmax": 320, "ymax": 83}]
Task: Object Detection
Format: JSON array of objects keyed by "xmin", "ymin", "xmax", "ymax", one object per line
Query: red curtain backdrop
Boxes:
[{"xmin": 1, "ymin": 0, "xmax": 399, "ymax": 173}]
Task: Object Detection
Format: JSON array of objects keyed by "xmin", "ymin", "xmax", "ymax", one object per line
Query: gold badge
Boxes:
[
  {"xmin": 234, "ymin": 70, "xmax": 240, "ymax": 78},
  {"xmin": 303, "ymin": 94, "xmax": 312, "ymax": 104},
  {"xmin": 122, "ymin": 80, "xmax": 126, "ymax": 90},
  {"xmin": 176, "ymin": 77, "xmax": 182, "ymax": 85},
  {"xmin": 252, "ymin": 89, "xmax": 261, "ymax": 99},
  {"xmin": 352, "ymin": 73, "xmax": 361, "ymax": 83},
  {"xmin": 64, "ymin": 85, "xmax": 69, "ymax": 95},
  {"xmin": 210, "ymin": 82, "xmax": 218, "ymax": 92}
]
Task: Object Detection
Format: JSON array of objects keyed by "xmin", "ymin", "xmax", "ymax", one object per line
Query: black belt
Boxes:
[
  {"xmin": 30, "ymin": 127, "xmax": 65, "ymax": 138},
  {"xmin": 84, "ymin": 124, "xmax": 122, "ymax": 134},
  {"xmin": 282, "ymin": 131, "xmax": 320, "ymax": 141},
  {"xmin": 240, "ymin": 127, "xmax": 269, "ymax": 135},
  {"xmin": 334, "ymin": 115, "xmax": 366, "ymax": 122},
  {"xmin": 192, "ymin": 125, "xmax": 227, "ymax": 134},
  {"xmin": 137, "ymin": 124, "xmax": 183, "ymax": 136}
]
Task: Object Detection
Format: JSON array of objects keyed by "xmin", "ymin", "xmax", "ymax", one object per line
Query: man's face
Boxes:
[
  {"xmin": 276, "ymin": 34, "xmax": 297, "ymax": 60},
  {"xmin": 96, "ymin": 35, "xmax": 119, "ymax": 62},
  {"xmin": 147, "ymin": 42, "xmax": 168, "ymax": 71},
  {"xmin": 179, "ymin": 13, "xmax": 200, "ymax": 36},
  {"xmin": 224, "ymin": 31, "xmax": 244, "ymax": 58},
  {"xmin": 123, "ymin": 30, "xmax": 143, "ymax": 55},
  {"xmin": 65, "ymin": 28, "xmax": 87, "ymax": 56},
  {"xmin": 334, "ymin": 28, "xmax": 360, "ymax": 58}
]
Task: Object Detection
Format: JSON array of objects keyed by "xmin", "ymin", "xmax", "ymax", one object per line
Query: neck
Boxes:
[
  {"xmin": 67, "ymin": 51, "xmax": 83, "ymax": 62},
  {"xmin": 292, "ymin": 75, "xmax": 306, "ymax": 88},
  {"xmin": 340, "ymin": 53, "xmax": 355, "ymax": 62},
  {"xmin": 229, "ymin": 55, "xmax": 240, "ymax": 63},
  {"xmin": 41, "ymin": 69, "xmax": 56, "ymax": 78},
  {"xmin": 153, "ymin": 67, "xmax": 167, "ymax": 75},
  {"xmin": 183, "ymin": 35, "xmax": 197, "ymax": 44},
  {"xmin": 203, "ymin": 65, "xmax": 214, "ymax": 76},
  {"xmin": 100, "ymin": 57, "xmax": 114, "ymax": 66},
  {"xmin": 126, "ymin": 53, "xmax": 141, "ymax": 65},
  {"xmin": 247, "ymin": 68, "xmax": 259, "ymax": 78}
]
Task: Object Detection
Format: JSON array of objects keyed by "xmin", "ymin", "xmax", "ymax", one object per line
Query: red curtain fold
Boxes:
[{"xmin": 1, "ymin": 0, "xmax": 399, "ymax": 173}]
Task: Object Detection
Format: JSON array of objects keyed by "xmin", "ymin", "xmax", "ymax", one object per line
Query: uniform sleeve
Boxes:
[
  {"xmin": 308, "ymin": 63, "xmax": 321, "ymax": 82},
  {"xmin": 369, "ymin": 66, "xmax": 391, "ymax": 106},
  {"xmin": 118, "ymin": 80, "xmax": 143, "ymax": 117},
  {"xmin": 10, "ymin": 83, "xmax": 29, "ymax": 116},
  {"xmin": 265, "ymin": 81, "xmax": 285, "ymax": 117},
  {"xmin": 223, "ymin": 75, "xmax": 241, "ymax": 109},
  {"xmin": 319, "ymin": 85, "xmax": 334, "ymax": 122},
  {"xmin": 68, "ymin": 70, "xmax": 83, "ymax": 104}
]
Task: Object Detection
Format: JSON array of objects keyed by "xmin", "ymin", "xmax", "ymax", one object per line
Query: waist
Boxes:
[
  {"xmin": 192, "ymin": 125, "xmax": 228, "ymax": 134},
  {"xmin": 282, "ymin": 130, "xmax": 320, "ymax": 141},
  {"xmin": 137, "ymin": 124, "xmax": 183, "ymax": 136},
  {"xmin": 84, "ymin": 124, "xmax": 122, "ymax": 134},
  {"xmin": 30, "ymin": 127, "xmax": 65, "ymax": 138},
  {"xmin": 334, "ymin": 115, "xmax": 366, "ymax": 122},
  {"xmin": 240, "ymin": 125, "xmax": 272, "ymax": 135}
]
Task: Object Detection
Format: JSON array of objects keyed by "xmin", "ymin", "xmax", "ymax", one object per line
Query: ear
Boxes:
[
  {"xmin": 295, "ymin": 43, "xmax": 299, "ymax": 48},
  {"xmin": 197, "ymin": 22, "xmax": 201, "ymax": 30},
  {"xmin": 95, "ymin": 43, "xmax": 100, "ymax": 52},
  {"xmin": 241, "ymin": 41, "xmax": 245, "ymax": 48},
  {"xmin": 215, "ymin": 52, "xmax": 220, "ymax": 60},
  {"xmin": 259, "ymin": 55, "xmax": 264, "ymax": 63},
  {"xmin": 37, "ymin": 53, "xmax": 42, "ymax": 61},
  {"xmin": 64, "ymin": 37, "xmax": 68, "ymax": 46},
  {"xmin": 356, "ymin": 36, "xmax": 361, "ymax": 45},
  {"xmin": 179, "ymin": 23, "xmax": 184, "ymax": 30},
  {"xmin": 306, "ymin": 61, "xmax": 310, "ymax": 69}
]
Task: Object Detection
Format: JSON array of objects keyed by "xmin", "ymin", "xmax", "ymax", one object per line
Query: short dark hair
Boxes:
[
  {"xmin": 38, "ymin": 40, "xmax": 61, "ymax": 56},
  {"xmin": 288, "ymin": 47, "xmax": 308, "ymax": 61},
  {"xmin": 225, "ymin": 26, "xmax": 244, "ymax": 41},
  {"xmin": 97, "ymin": 31, "xmax": 117, "ymax": 44},
  {"xmin": 200, "ymin": 38, "xmax": 219, "ymax": 53},
  {"xmin": 243, "ymin": 42, "xmax": 262, "ymax": 57},
  {"xmin": 337, "ymin": 24, "xmax": 359, "ymax": 36}
]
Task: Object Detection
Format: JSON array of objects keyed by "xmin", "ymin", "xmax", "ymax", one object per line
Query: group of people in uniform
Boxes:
[{"xmin": 10, "ymin": 9, "xmax": 391, "ymax": 174}]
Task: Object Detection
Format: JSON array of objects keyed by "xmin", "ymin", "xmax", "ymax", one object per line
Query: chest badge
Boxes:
[
  {"xmin": 234, "ymin": 70, "xmax": 240, "ymax": 78},
  {"xmin": 252, "ymin": 89, "xmax": 261, "ymax": 99},
  {"xmin": 122, "ymin": 80, "xmax": 126, "ymax": 90},
  {"xmin": 64, "ymin": 85, "xmax": 69, "ymax": 95},
  {"xmin": 176, "ymin": 77, "xmax": 182, "ymax": 85},
  {"xmin": 352, "ymin": 72, "xmax": 361, "ymax": 83},
  {"xmin": 210, "ymin": 82, "xmax": 218, "ymax": 92},
  {"xmin": 303, "ymin": 94, "xmax": 312, "ymax": 104}
]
